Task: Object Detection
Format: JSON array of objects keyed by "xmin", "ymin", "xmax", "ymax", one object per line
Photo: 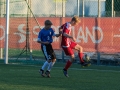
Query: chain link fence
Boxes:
[
  {"xmin": 0, "ymin": 0, "xmax": 120, "ymax": 65},
  {"xmin": 1, "ymin": 0, "xmax": 120, "ymax": 17}
]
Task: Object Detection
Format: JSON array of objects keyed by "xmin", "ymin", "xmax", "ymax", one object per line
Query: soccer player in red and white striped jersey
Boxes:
[{"xmin": 59, "ymin": 16, "xmax": 90, "ymax": 77}]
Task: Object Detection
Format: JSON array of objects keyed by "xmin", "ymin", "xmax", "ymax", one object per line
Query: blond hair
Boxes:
[{"xmin": 71, "ymin": 15, "xmax": 80, "ymax": 23}]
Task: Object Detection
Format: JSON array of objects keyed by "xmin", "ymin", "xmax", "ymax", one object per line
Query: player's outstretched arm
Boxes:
[
  {"xmin": 55, "ymin": 33, "xmax": 61, "ymax": 37},
  {"xmin": 63, "ymin": 33, "xmax": 76, "ymax": 42},
  {"xmin": 58, "ymin": 27, "xmax": 62, "ymax": 36}
]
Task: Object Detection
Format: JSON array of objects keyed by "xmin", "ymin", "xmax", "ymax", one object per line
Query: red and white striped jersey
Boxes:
[{"xmin": 60, "ymin": 22, "xmax": 72, "ymax": 48}]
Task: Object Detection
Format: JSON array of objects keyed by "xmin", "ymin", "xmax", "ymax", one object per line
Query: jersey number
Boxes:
[{"xmin": 47, "ymin": 36, "xmax": 50, "ymax": 40}]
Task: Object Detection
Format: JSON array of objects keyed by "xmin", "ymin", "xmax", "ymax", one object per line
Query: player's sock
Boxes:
[
  {"xmin": 41, "ymin": 61, "xmax": 49, "ymax": 70},
  {"xmin": 64, "ymin": 60, "xmax": 72, "ymax": 70},
  {"xmin": 78, "ymin": 53, "xmax": 84, "ymax": 63},
  {"xmin": 47, "ymin": 62, "xmax": 55, "ymax": 71}
]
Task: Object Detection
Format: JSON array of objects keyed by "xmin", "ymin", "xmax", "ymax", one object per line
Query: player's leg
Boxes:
[
  {"xmin": 45, "ymin": 59, "xmax": 56, "ymax": 78},
  {"xmin": 47, "ymin": 59, "xmax": 56, "ymax": 72},
  {"xmin": 39, "ymin": 45, "xmax": 50, "ymax": 77},
  {"xmin": 74, "ymin": 44, "xmax": 90, "ymax": 66},
  {"xmin": 64, "ymin": 54, "xmax": 75, "ymax": 70},
  {"xmin": 62, "ymin": 47, "xmax": 75, "ymax": 77},
  {"xmin": 74, "ymin": 44, "xmax": 84, "ymax": 63},
  {"xmin": 39, "ymin": 60, "xmax": 50, "ymax": 77},
  {"xmin": 69, "ymin": 42, "xmax": 84, "ymax": 64},
  {"xmin": 63, "ymin": 54, "xmax": 75, "ymax": 77},
  {"xmin": 45, "ymin": 44, "xmax": 56, "ymax": 77}
]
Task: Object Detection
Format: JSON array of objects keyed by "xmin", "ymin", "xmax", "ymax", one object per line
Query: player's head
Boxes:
[
  {"xmin": 70, "ymin": 15, "xmax": 80, "ymax": 26},
  {"xmin": 44, "ymin": 20, "xmax": 53, "ymax": 29}
]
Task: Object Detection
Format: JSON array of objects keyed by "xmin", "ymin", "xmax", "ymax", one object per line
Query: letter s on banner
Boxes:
[{"xmin": 0, "ymin": 26, "xmax": 5, "ymax": 40}]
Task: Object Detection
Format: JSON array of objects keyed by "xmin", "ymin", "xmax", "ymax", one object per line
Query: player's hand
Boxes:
[
  {"xmin": 43, "ymin": 41, "xmax": 50, "ymax": 44},
  {"xmin": 71, "ymin": 37, "xmax": 76, "ymax": 42},
  {"xmin": 59, "ymin": 31, "xmax": 62, "ymax": 36},
  {"xmin": 55, "ymin": 34, "xmax": 61, "ymax": 37}
]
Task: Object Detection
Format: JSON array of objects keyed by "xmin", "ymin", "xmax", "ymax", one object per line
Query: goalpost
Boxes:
[
  {"xmin": 4, "ymin": 0, "xmax": 9, "ymax": 64},
  {"xmin": 4, "ymin": 0, "xmax": 41, "ymax": 64}
]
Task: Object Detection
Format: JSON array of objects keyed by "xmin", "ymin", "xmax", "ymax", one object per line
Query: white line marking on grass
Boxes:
[
  {"xmin": 53, "ymin": 67, "xmax": 120, "ymax": 73},
  {"xmin": 11, "ymin": 64, "xmax": 120, "ymax": 73},
  {"xmin": 69, "ymin": 68, "xmax": 120, "ymax": 72}
]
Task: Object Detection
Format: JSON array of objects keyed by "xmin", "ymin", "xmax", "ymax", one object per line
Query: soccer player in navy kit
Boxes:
[{"xmin": 37, "ymin": 20, "xmax": 60, "ymax": 78}]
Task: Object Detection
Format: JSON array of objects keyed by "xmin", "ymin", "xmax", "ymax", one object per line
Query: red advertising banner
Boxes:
[{"xmin": 0, "ymin": 17, "xmax": 120, "ymax": 53}]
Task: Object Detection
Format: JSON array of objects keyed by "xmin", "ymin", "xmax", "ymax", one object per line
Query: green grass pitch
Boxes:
[{"xmin": 0, "ymin": 61, "xmax": 120, "ymax": 90}]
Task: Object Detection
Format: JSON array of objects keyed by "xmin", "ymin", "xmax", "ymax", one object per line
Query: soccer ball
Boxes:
[{"xmin": 82, "ymin": 54, "xmax": 91, "ymax": 63}]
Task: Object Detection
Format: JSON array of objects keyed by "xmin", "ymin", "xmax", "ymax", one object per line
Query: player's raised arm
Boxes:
[{"xmin": 52, "ymin": 28, "xmax": 61, "ymax": 37}]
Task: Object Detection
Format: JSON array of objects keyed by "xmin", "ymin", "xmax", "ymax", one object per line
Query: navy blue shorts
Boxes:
[{"xmin": 41, "ymin": 44, "xmax": 56, "ymax": 60}]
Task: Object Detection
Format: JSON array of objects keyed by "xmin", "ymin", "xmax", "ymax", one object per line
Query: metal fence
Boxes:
[
  {"xmin": 0, "ymin": 0, "xmax": 120, "ymax": 17},
  {"xmin": 0, "ymin": 0, "xmax": 120, "ymax": 65}
]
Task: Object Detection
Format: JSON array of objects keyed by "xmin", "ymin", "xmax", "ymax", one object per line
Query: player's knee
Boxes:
[
  {"xmin": 79, "ymin": 46, "xmax": 83, "ymax": 52},
  {"xmin": 70, "ymin": 55, "xmax": 75, "ymax": 62},
  {"xmin": 71, "ymin": 54, "xmax": 75, "ymax": 58},
  {"xmin": 52, "ymin": 59, "xmax": 56, "ymax": 62},
  {"xmin": 70, "ymin": 58, "xmax": 75, "ymax": 62}
]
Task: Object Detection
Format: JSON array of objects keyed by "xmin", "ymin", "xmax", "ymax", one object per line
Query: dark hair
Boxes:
[{"xmin": 44, "ymin": 20, "xmax": 53, "ymax": 25}]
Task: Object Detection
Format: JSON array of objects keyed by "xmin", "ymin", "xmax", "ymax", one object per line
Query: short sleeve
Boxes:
[
  {"xmin": 51, "ymin": 28, "xmax": 56, "ymax": 36},
  {"xmin": 37, "ymin": 31, "xmax": 42, "ymax": 41},
  {"xmin": 62, "ymin": 23, "xmax": 70, "ymax": 34}
]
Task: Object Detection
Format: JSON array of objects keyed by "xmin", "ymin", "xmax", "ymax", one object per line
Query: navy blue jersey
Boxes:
[{"xmin": 38, "ymin": 28, "xmax": 55, "ymax": 45}]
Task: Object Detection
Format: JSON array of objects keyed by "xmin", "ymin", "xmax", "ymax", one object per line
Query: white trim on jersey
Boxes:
[
  {"xmin": 62, "ymin": 40, "xmax": 71, "ymax": 48},
  {"xmin": 62, "ymin": 41, "xmax": 70, "ymax": 48},
  {"xmin": 66, "ymin": 22, "xmax": 71, "ymax": 34},
  {"xmin": 66, "ymin": 22, "xmax": 69, "ymax": 29},
  {"xmin": 37, "ymin": 38, "xmax": 41, "ymax": 41},
  {"xmin": 52, "ymin": 33, "xmax": 56, "ymax": 36},
  {"xmin": 62, "ymin": 45, "xmax": 70, "ymax": 48}
]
